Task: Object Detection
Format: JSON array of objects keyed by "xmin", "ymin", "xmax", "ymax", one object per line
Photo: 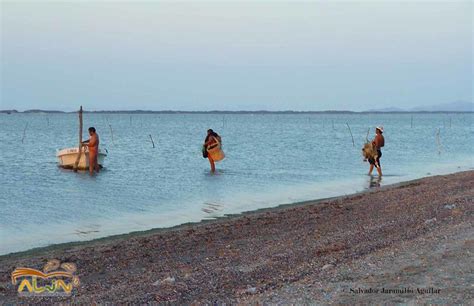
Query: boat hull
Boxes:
[{"xmin": 56, "ymin": 147, "xmax": 107, "ymax": 170}]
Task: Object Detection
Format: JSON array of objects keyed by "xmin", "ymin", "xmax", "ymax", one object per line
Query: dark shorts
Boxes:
[{"xmin": 369, "ymin": 150, "xmax": 382, "ymax": 167}]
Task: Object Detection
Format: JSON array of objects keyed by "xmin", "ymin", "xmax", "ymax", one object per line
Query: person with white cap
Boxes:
[{"xmin": 368, "ymin": 126, "xmax": 385, "ymax": 176}]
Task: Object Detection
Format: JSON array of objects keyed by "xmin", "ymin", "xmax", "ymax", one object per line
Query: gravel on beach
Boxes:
[{"xmin": 0, "ymin": 171, "xmax": 473, "ymax": 304}]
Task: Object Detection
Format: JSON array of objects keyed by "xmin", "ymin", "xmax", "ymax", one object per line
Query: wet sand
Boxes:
[{"xmin": 0, "ymin": 171, "xmax": 472, "ymax": 303}]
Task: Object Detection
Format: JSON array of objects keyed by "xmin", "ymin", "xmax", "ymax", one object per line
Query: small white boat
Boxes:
[{"xmin": 56, "ymin": 147, "xmax": 107, "ymax": 170}]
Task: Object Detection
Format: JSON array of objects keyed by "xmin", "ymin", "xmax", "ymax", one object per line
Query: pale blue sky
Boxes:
[{"xmin": 1, "ymin": 1, "xmax": 472, "ymax": 111}]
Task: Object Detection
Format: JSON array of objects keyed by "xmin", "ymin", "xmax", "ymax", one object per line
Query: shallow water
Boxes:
[{"xmin": 0, "ymin": 112, "xmax": 472, "ymax": 254}]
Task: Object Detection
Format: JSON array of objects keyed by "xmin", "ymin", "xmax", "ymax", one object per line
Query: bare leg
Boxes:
[
  {"xmin": 94, "ymin": 155, "xmax": 100, "ymax": 173},
  {"xmin": 376, "ymin": 165, "xmax": 382, "ymax": 177},
  {"xmin": 376, "ymin": 157, "xmax": 382, "ymax": 177},
  {"xmin": 368, "ymin": 164, "xmax": 374, "ymax": 176},
  {"xmin": 208, "ymin": 156, "xmax": 215, "ymax": 173},
  {"xmin": 89, "ymin": 155, "xmax": 94, "ymax": 175}
]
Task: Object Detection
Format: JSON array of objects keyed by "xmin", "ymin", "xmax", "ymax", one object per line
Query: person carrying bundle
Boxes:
[
  {"xmin": 203, "ymin": 129, "xmax": 224, "ymax": 173},
  {"xmin": 367, "ymin": 126, "xmax": 384, "ymax": 177}
]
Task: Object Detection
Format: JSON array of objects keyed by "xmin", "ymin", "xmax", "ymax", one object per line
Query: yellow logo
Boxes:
[{"xmin": 11, "ymin": 259, "xmax": 80, "ymax": 296}]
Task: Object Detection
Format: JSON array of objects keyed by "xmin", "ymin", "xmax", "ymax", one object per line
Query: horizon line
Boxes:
[{"xmin": 1, "ymin": 109, "xmax": 473, "ymax": 114}]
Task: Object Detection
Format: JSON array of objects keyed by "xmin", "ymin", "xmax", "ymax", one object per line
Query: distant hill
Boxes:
[
  {"xmin": 410, "ymin": 101, "xmax": 473, "ymax": 112},
  {"xmin": 23, "ymin": 109, "xmax": 66, "ymax": 113},
  {"xmin": 366, "ymin": 107, "xmax": 405, "ymax": 112},
  {"xmin": 0, "ymin": 109, "xmax": 19, "ymax": 114},
  {"xmin": 367, "ymin": 101, "xmax": 473, "ymax": 112}
]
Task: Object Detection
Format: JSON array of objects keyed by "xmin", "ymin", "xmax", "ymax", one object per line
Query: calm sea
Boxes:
[{"xmin": 0, "ymin": 112, "xmax": 472, "ymax": 254}]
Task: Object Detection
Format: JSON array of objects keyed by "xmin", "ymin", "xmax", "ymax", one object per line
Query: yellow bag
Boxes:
[{"xmin": 207, "ymin": 139, "xmax": 225, "ymax": 162}]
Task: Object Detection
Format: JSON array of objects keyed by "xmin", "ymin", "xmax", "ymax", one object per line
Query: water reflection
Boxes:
[
  {"xmin": 368, "ymin": 175, "xmax": 382, "ymax": 188},
  {"xmin": 202, "ymin": 202, "xmax": 223, "ymax": 219},
  {"xmin": 73, "ymin": 224, "xmax": 101, "ymax": 237}
]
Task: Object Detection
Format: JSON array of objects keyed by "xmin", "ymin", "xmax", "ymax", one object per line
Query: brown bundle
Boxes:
[{"xmin": 362, "ymin": 142, "xmax": 378, "ymax": 162}]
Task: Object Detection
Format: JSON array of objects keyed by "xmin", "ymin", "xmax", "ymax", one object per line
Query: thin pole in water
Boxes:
[
  {"xmin": 109, "ymin": 124, "xmax": 114, "ymax": 145},
  {"xmin": 21, "ymin": 122, "xmax": 29, "ymax": 143},
  {"xmin": 149, "ymin": 134, "xmax": 155, "ymax": 148},
  {"xmin": 411, "ymin": 116, "xmax": 413, "ymax": 128},
  {"xmin": 346, "ymin": 123, "xmax": 355, "ymax": 147},
  {"xmin": 105, "ymin": 116, "xmax": 115, "ymax": 145},
  {"xmin": 73, "ymin": 106, "xmax": 83, "ymax": 172},
  {"xmin": 436, "ymin": 128, "xmax": 442, "ymax": 155}
]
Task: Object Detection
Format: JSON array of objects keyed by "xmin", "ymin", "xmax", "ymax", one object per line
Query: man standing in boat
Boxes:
[{"xmin": 82, "ymin": 127, "xmax": 100, "ymax": 174}]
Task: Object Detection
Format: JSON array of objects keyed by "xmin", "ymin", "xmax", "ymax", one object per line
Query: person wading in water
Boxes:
[
  {"xmin": 203, "ymin": 129, "xmax": 222, "ymax": 173},
  {"xmin": 82, "ymin": 127, "xmax": 100, "ymax": 175},
  {"xmin": 368, "ymin": 126, "xmax": 384, "ymax": 177}
]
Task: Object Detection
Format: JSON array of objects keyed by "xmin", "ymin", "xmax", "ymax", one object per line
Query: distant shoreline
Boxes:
[{"xmin": 1, "ymin": 109, "xmax": 473, "ymax": 114}]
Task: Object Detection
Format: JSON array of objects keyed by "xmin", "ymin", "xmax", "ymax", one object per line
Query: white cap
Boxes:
[{"xmin": 376, "ymin": 126, "xmax": 384, "ymax": 133}]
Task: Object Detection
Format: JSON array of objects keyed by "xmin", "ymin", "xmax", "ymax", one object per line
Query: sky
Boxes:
[{"xmin": 0, "ymin": 1, "xmax": 472, "ymax": 111}]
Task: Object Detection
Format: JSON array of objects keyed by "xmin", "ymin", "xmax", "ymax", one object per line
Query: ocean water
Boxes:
[{"xmin": 0, "ymin": 112, "xmax": 473, "ymax": 254}]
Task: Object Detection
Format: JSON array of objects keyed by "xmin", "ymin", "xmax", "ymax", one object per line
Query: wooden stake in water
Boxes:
[
  {"xmin": 411, "ymin": 116, "xmax": 413, "ymax": 128},
  {"xmin": 149, "ymin": 134, "xmax": 155, "ymax": 148},
  {"xmin": 105, "ymin": 116, "xmax": 115, "ymax": 145},
  {"xmin": 73, "ymin": 106, "xmax": 83, "ymax": 171},
  {"xmin": 436, "ymin": 128, "xmax": 443, "ymax": 154},
  {"xmin": 346, "ymin": 123, "xmax": 355, "ymax": 147},
  {"xmin": 109, "ymin": 124, "xmax": 114, "ymax": 145},
  {"xmin": 21, "ymin": 122, "xmax": 29, "ymax": 143},
  {"xmin": 436, "ymin": 128, "xmax": 443, "ymax": 155}
]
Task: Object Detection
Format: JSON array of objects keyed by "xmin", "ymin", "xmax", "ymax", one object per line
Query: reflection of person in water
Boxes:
[
  {"xmin": 369, "ymin": 175, "xmax": 382, "ymax": 188},
  {"xmin": 82, "ymin": 127, "xmax": 100, "ymax": 175},
  {"xmin": 368, "ymin": 126, "xmax": 385, "ymax": 177}
]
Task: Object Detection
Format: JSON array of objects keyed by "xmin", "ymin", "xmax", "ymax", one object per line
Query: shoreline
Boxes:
[
  {"xmin": 2, "ymin": 109, "xmax": 473, "ymax": 114},
  {"xmin": 0, "ymin": 171, "xmax": 472, "ymax": 303},
  {"xmin": 0, "ymin": 171, "xmax": 467, "ymax": 259}
]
